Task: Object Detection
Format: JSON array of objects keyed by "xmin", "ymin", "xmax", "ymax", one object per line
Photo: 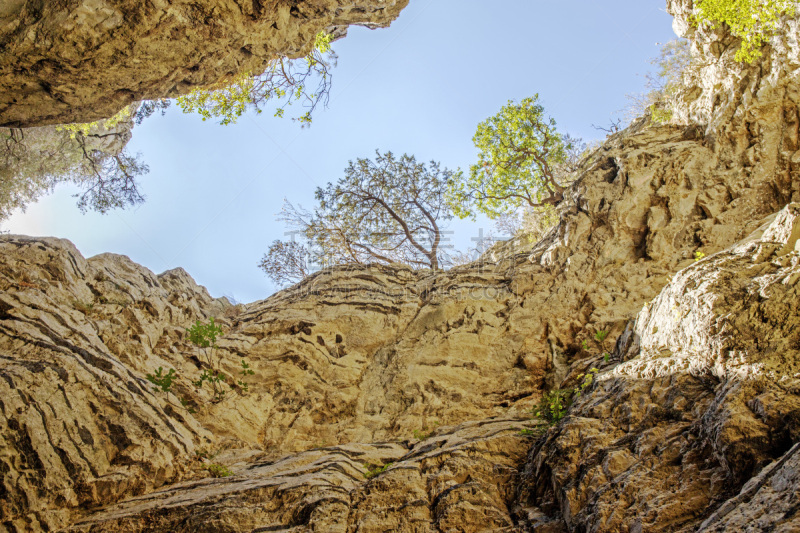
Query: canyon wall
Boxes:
[{"xmin": 0, "ymin": 0, "xmax": 799, "ymax": 531}]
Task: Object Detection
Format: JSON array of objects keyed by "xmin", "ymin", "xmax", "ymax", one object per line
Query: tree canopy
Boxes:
[
  {"xmin": 447, "ymin": 95, "xmax": 581, "ymax": 220},
  {"xmin": 175, "ymin": 32, "xmax": 335, "ymax": 125},
  {"xmin": 693, "ymin": 0, "xmax": 796, "ymax": 63},
  {"xmin": 258, "ymin": 240, "xmax": 311, "ymax": 286},
  {"xmin": 259, "ymin": 151, "xmax": 456, "ymax": 285},
  {"xmin": 0, "ymin": 33, "xmax": 338, "ymax": 223},
  {"xmin": 1, "ymin": 113, "xmax": 147, "ymax": 221}
]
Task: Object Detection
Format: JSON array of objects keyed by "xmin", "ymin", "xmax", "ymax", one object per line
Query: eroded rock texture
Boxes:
[
  {"xmin": 508, "ymin": 4, "xmax": 800, "ymax": 530},
  {"xmin": 2, "ymin": 80, "xmax": 799, "ymax": 533},
  {"xmin": 69, "ymin": 418, "xmax": 541, "ymax": 532},
  {"xmin": 1, "ymin": 1, "xmax": 799, "ymax": 532},
  {"xmin": 516, "ymin": 205, "xmax": 800, "ymax": 532},
  {"xmin": 668, "ymin": 0, "xmax": 800, "ymax": 129},
  {"xmin": 1, "ymin": 113, "xmax": 797, "ymax": 529},
  {"xmin": 0, "ymin": 237, "xmax": 224, "ymax": 531},
  {"xmin": 0, "ymin": 0, "xmax": 408, "ymax": 127}
]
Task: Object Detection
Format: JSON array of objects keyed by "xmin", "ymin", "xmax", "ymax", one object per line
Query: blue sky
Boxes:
[{"xmin": 4, "ymin": 0, "xmax": 677, "ymax": 303}]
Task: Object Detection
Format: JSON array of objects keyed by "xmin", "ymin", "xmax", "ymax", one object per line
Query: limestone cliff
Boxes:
[
  {"xmin": 1, "ymin": 1, "xmax": 799, "ymax": 532},
  {"xmin": 0, "ymin": 0, "xmax": 408, "ymax": 127}
]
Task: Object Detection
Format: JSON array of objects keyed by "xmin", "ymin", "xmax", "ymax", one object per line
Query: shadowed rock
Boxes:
[{"xmin": 0, "ymin": 0, "xmax": 409, "ymax": 127}]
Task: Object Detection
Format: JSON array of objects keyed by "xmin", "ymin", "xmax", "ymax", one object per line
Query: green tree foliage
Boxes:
[
  {"xmin": 187, "ymin": 318, "xmax": 227, "ymax": 402},
  {"xmin": 0, "ymin": 129, "xmax": 57, "ymax": 221},
  {"xmin": 176, "ymin": 32, "xmax": 336, "ymax": 125},
  {"xmin": 693, "ymin": 0, "xmax": 796, "ymax": 62},
  {"xmin": 448, "ymin": 95, "xmax": 581, "ymax": 220},
  {"xmin": 1, "ymin": 33, "xmax": 336, "ymax": 222},
  {"xmin": 494, "ymin": 205, "xmax": 562, "ymax": 245},
  {"xmin": 264, "ymin": 151, "xmax": 457, "ymax": 279},
  {"xmin": 146, "ymin": 367, "xmax": 177, "ymax": 393},
  {"xmin": 0, "ymin": 114, "xmax": 148, "ymax": 222}
]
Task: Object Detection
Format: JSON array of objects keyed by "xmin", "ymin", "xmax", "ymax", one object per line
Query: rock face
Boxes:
[
  {"xmin": 668, "ymin": 0, "xmax": 800, "ymax": 129},
  {"xmin": 516, "ymin": 204, "xmax": 800, "ymax": 532},
  {"xmin": 1, "ymin": 118, "xmax": 797, "ymax": 529},
  {"xmin": 1, "ymin": 1, "xmax": 799, "ymax": 532},
  {"xmin": 0, "ymin": 0, "xmax": 408, "ymax": 127},
  {"xmin": 69, "ymin": 417, "xmax": 542, "ymax": 533},
  {"xmin": 0, "ymin": 236, "xmax": 224, "ymax": 531}
]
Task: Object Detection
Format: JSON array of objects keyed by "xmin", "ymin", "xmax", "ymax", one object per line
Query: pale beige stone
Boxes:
[{"xmin": 1, "ymin": 1, "xmax": 800, "ymax": 531}]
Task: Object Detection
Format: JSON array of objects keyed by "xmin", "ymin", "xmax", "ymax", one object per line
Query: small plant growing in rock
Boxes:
[
  {"xmin": 533, "ymin": 389, "xmax": 573, "ymax": 425},
  {"xmin": 237, "ymin": 360, "xmax": 255, "ymax": 392},
  {"xmin": 71, "ymin": 300, "xmax": 95, "ymax": 315},
  {"xmin": 187, "ymin": 318, "xmax": 227, "ymax": 401},
  {"xmin": 650, "ymin": 105, "xmax": 673, "ymax": 125},
  {"xmin": 594, "ymin": 329, "xmax": 612, "ymax": 361},
  {"xmin": 694, "ymin": 251, "xmax": 706, "ymax": 262},
  {"xmin": 146, "ymin": 367, "xmax": 177, "ymax": 393},
  {"xmin": 205, "ymin": 463, "xmax": 233, "ymax": 478},
  {"xmin": 180, "ymin": 397, "xmax": 197, "ymax": 414},
  {"xmin": 194, "ymin": 369, "xmax": 226, "ymax": 401},
  {"xmin": 519, "ymin": 427, "xmax": 545, "ymax": 437},
  {"xmin": 194, "ymin": 448, "xmax": 212, "ymax": 461},
  {"xmin": 412, "ymin": 421, "xmax": 439, "ymax": 441},
  {"xmin": 364, "ymin": 462, "xmax": 392, "ymax": 479},
  {"xmin": 534, "ymin": 367, "xmax": 601, "ymax": 426},
  {"xmin": 594, "ymin": 329, "xmax": 609, "ymax": 348},
  {"xmin": 574, "ymin": 368, "xmax": 599, "ymax": 399}
]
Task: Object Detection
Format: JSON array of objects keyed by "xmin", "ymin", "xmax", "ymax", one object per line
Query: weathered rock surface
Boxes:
[
  {"xmin": 516, "ymin": 204, "xmax": 800, "ymax": 532},
  {"xmin": 0, "ymin": 236, "xmax": 226, "ymax": 531},
  {"xmin": 0, "ymin": 0, "xmax": 408, "ymax": 127},
  {"xmin": 1, "ymin": 110, "xmax": 796, "ymax": 529},
  {"xmin": 506, "ymin": 4, "xmax": 800, "ymax": 529},
  {"xmin": 1, "ymin": 1, "xmax": 799, "ymax": 532},
  {"xmin": 2, "ymin": 73, "xmax": 799, "ymax": 533},
  {"xmin": 668, "ymin": 0, "xmax": 800, "ymax": 130},
  {"xmin": 70, "ymin": 417, "xmax": 541, "ymax": 532},
  {"xmin": 0, "ymin": 234, "xmax": 547, "ymax": 530}
]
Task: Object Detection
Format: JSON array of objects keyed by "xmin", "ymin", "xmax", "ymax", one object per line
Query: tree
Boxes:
[
  {"xmin": 264, "ymin": 151, "xmax": 457, "ymax": 278},
  {"xmin": 0, "ymin": 111, "xmax": 148, "ymax": 222},
  {"xmin": 448, "ymin": 229, "xmax": 499, "ymax": 267},
  {"xmin": 448, "ymin": 95, "xmax": 581, "ymax": 220},
  {"xmin": 175, "ymin": 32, "xmax": 336, "ymax": 125},
  {"xmin": 693, "ymin": 0, "xmax": 796, "ymax": 63},
  {"xmin": 624, "ymin": 39, "xmax": 693, "ymax": 124},
  {"xmin": 1, "ymin": 32, "xmax": 338, "ymax": 223},
  {"xmin": 259, "ymin": 240, "xmax": 311, "ymax": 286}
]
